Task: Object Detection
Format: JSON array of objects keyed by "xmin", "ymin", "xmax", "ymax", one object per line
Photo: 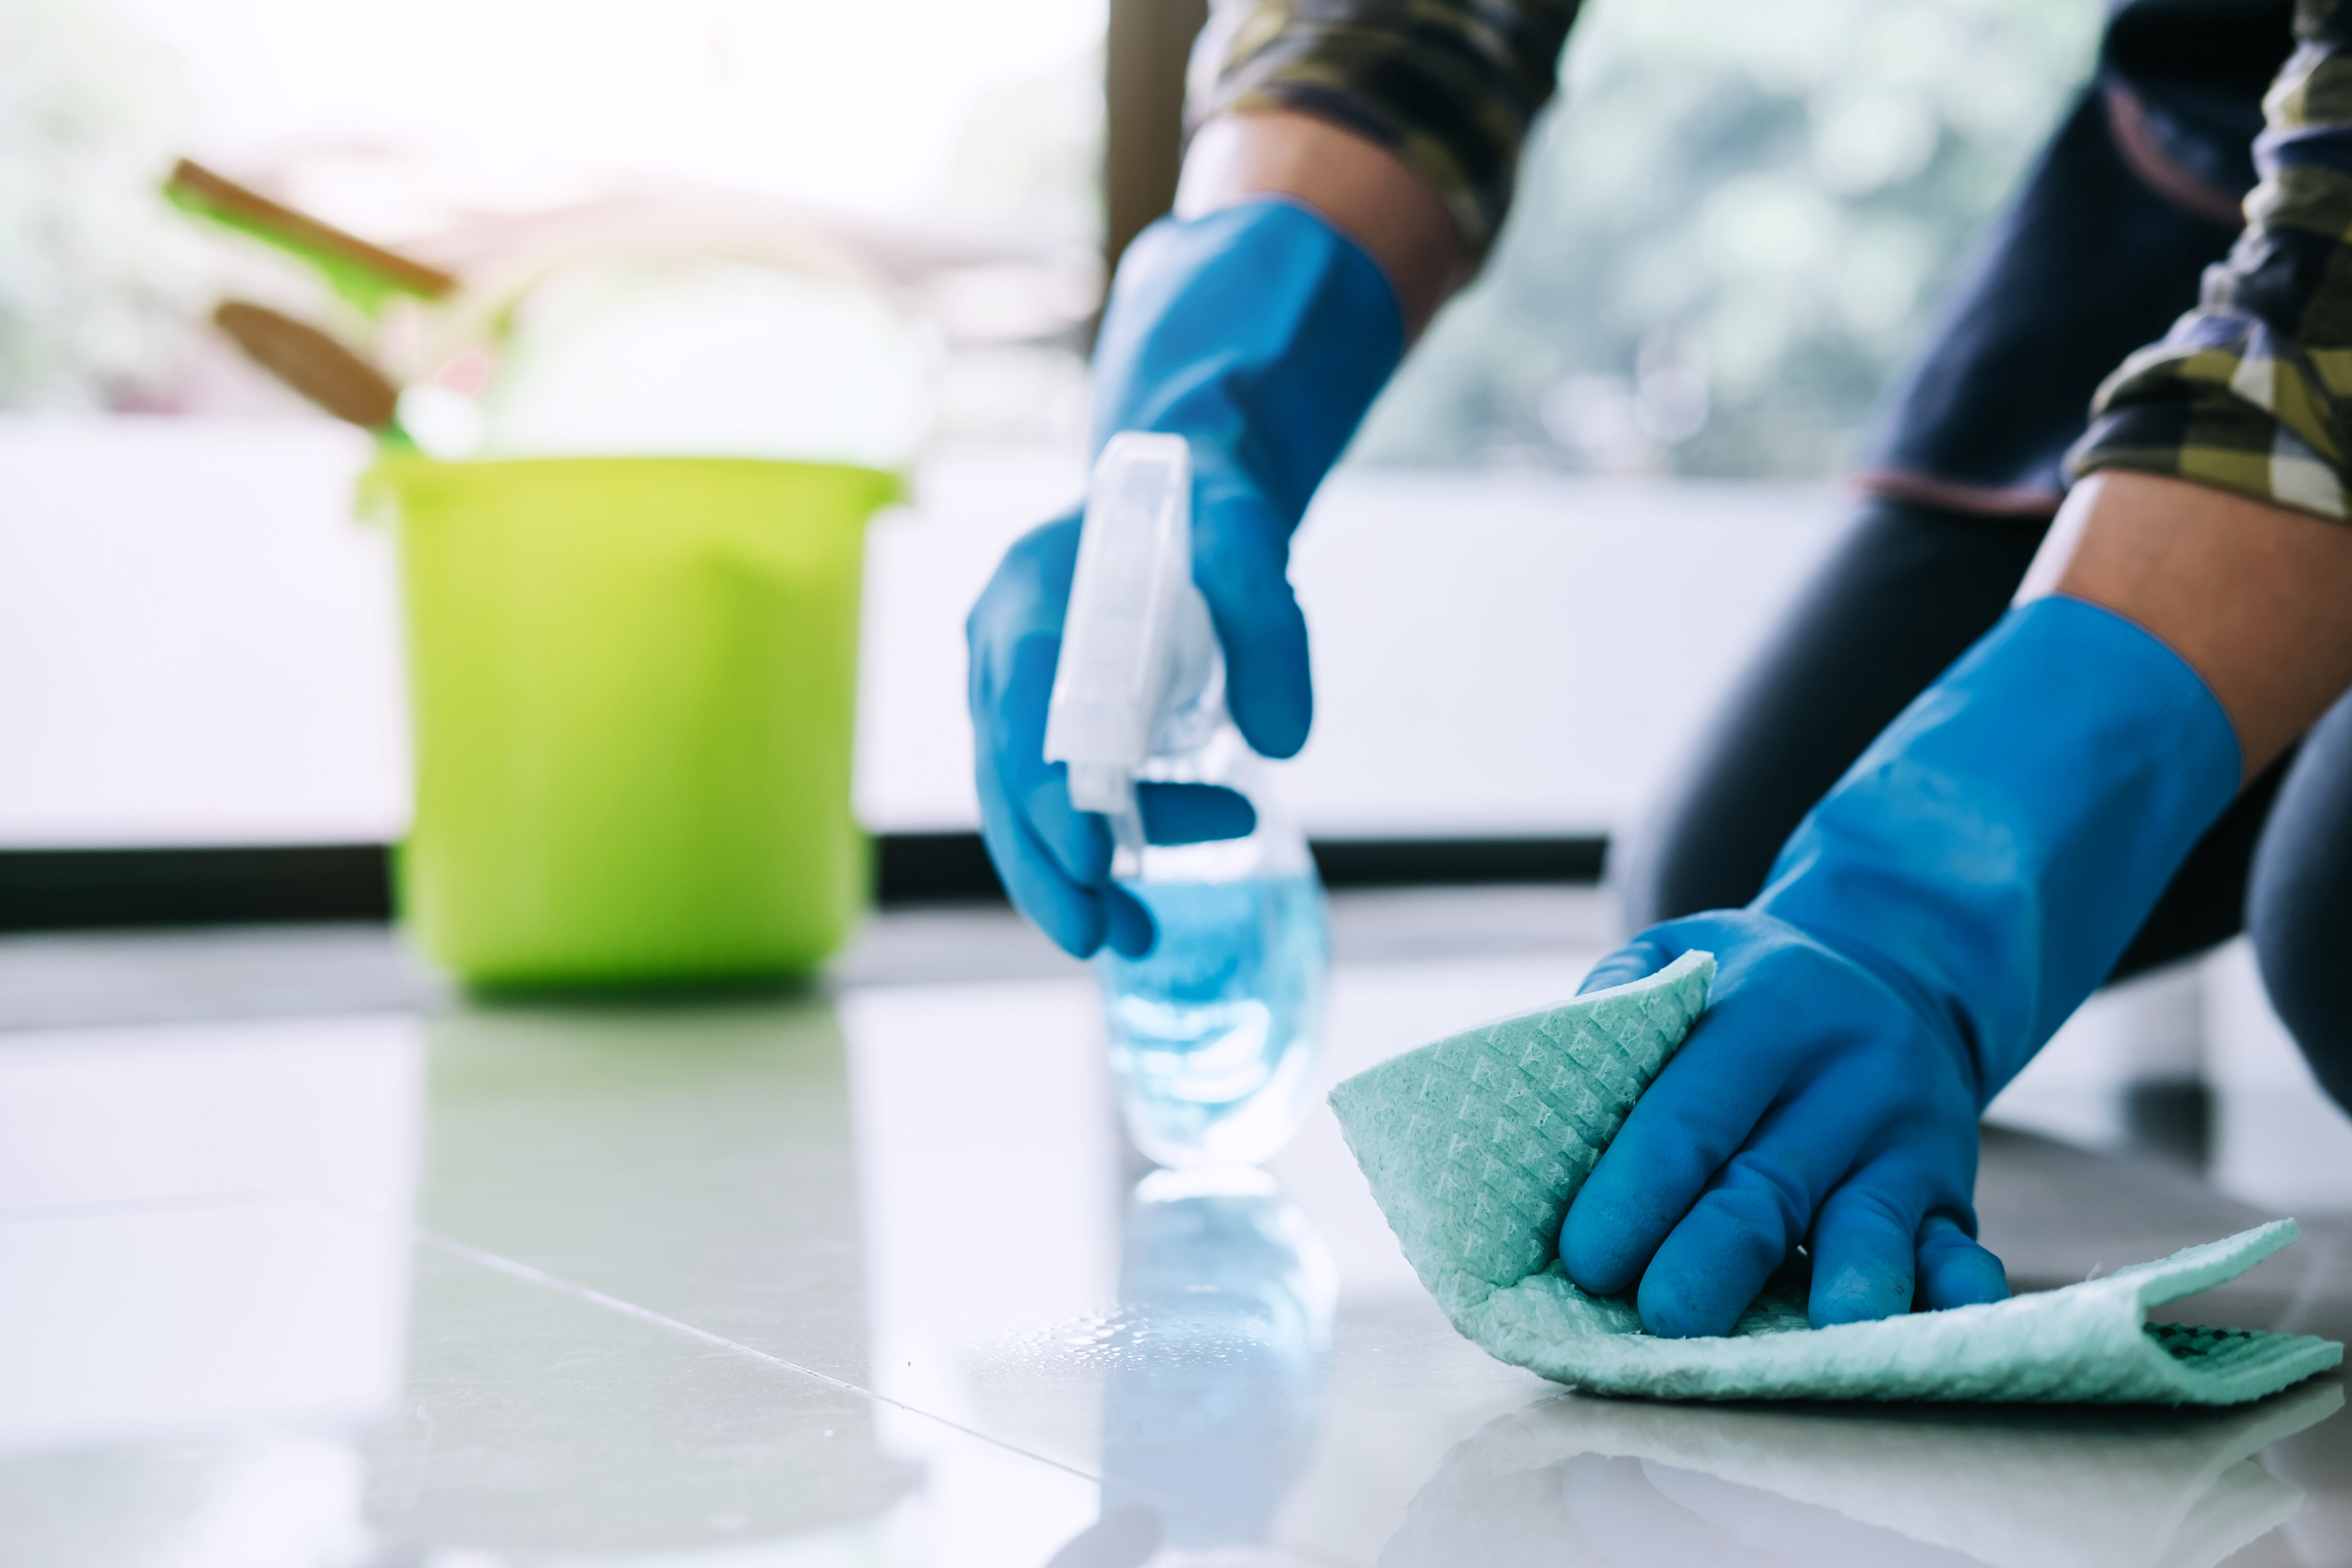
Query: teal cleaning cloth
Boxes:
[{"xmin": 1328, "ymin": 951, "xmax": 2344, "ymax": 1404}]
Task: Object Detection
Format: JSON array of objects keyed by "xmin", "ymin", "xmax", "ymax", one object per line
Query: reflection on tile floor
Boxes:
[{"xmin": 1, "ymin": 901, "xmax": 2347, "ymax": 1566}]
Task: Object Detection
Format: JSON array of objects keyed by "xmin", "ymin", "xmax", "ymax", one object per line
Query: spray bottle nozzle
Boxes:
[{"xmin": 1043, "ymin": 432, "xmax": 1211, "ymax": 849}]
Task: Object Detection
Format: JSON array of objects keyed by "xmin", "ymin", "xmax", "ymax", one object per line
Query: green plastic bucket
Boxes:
[{"xmin": 361, "ymin": 455, "xmax": 898, "ymax": 988}]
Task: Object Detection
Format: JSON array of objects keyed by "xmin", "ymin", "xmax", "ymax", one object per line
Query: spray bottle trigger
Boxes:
[
  {"xmin": 1067, "ymin": 762, "xmax": 1146, "ymax": 861},
  {"xmin": 1043, "ymin": 431, "xmax": 1195, "ymax": 818}
]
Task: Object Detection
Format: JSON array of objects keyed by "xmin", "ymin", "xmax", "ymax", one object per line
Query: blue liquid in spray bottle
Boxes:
[{"xmin": 1046, "ymin": 434, "xmax": 1330, "ymax": 1167}]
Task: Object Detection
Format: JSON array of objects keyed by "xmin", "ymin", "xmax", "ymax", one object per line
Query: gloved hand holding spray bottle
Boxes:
[
  {"xmin": 966, "ymin": 197, "xmax": 1405, "ymax": 1167},
  {"xmin": 1044, "ymin": 432, "xmax": 1329, "ymax": 1166}
]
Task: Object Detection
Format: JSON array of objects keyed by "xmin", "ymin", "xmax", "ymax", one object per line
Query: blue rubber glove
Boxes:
[
  {"xmin": 1562, "ymin": 596, "xmax": 2242, "ymax": 1337},
  {"xmin": 966, "ymin": 201, "xmax": 1404, "ymax": 957}
]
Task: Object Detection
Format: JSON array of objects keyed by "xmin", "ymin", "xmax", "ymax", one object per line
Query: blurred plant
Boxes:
[
  {"xmin": 0, "ymin": 0, "xmax": 195, "ymax": 410},
  {"xmin": 1352, "ymin": 0, "xmax": 2104, "ymax": 478}
]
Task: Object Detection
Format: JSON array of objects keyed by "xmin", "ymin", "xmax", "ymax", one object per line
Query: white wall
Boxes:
[
  {"xmin": 0, "ymin": 419, "xmax": 407, "ymax": 845},
  {"xmin": 0, "ymin": 416, "xmax": 1841, "ymax": 846}
]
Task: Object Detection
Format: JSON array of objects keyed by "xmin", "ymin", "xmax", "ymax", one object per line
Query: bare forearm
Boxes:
[
  {"xmin": 2019, "ymin": 472, "xmax": 2352, "ymax": 779},
  {"xmin": 1176, "ymin": 111, "xmax": 1468, "ymax": 338}
]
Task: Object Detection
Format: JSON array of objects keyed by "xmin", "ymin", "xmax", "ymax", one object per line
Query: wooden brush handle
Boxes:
[{"xmin": 171, "ymin": 159, "xmax": 458, "ymax": 300}]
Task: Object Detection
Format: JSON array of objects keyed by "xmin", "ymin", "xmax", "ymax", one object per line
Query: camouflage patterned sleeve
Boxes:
[
  {"xmin": 1190, "ymin": 0, "xmax": 1582, "ymax": 256},
  {"xmin": 2070, "ymin": 0, "xmax": 2352, "ymax": 521}
]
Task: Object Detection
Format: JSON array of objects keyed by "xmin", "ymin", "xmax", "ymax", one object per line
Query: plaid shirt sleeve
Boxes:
[
  {"xmin": 2071, "ymin": 0, "xmax": 2352, "ymax": 521},
  {"xmin": 1190, "ymin": 0, "xmax": 1582, "ymax": 257}
]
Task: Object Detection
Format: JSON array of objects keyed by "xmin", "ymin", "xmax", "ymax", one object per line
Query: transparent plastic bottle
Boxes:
[
  {"xmin": 1045, "ymin": 434, "xmax": 1332, "ymax": 1167},
  {"xmin": 1098, "ymin": 709, "xmax": 1330, "ymax": 1167}
]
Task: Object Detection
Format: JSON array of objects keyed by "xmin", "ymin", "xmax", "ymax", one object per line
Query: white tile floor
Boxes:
[
  {"xmin": 1987, "ymin": 941, "xmax": 2352, "ymax": 1217},
  {"xmin": 2, "ymin": 898, "xmax": 2348, "ymax": 1567}
]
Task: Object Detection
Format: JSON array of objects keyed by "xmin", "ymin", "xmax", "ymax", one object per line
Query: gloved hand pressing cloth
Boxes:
[{"xmin": 1331, "ymin": 597, "xmax": 2344, "ymax": 1401}]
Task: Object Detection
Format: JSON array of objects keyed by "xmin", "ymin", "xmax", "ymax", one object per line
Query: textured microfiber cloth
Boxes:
[{"xmin": 1329, "ymin": 951, "xmax": 2345, "ymax": 1404}]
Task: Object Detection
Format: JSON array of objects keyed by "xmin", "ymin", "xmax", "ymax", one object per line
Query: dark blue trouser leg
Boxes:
[
  {"xmin": 1615, "ymin": 500, "xmax": 2044, "ymax": 931},
  {"xmin": 1616, "ymin": 498, "xmax": 2296, "ymax": 985},
  {"xmin": 2249, "ymin": 694, "xmax": 2352, "ymax": 1116}
]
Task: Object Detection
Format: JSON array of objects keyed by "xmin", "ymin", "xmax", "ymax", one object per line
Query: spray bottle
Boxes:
[{"xmin": 1045, "ymin": 433, "xmax": 1330, "ymax": 1167}]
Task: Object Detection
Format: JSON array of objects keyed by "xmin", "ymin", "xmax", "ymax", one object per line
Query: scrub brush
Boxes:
[{"xmin": 211, "ymin": 299, "xmax": 410, "ymax": 445}]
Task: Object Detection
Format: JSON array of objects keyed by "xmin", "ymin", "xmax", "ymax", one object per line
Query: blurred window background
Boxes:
[
  {"xmin": 0, "ymin": 0, "xmax": 1108, "ymax": 439},
  {"xmin": 1353, "ymin": 0, "xmax": 2102, "ymax": 477},
  {"xmin": 3, "ymin": 0, "xmax": 2103, "ymax": 455},
  {"xmin": 1, "ymin": 0, "xmax": 2107, "ymax": 859}
]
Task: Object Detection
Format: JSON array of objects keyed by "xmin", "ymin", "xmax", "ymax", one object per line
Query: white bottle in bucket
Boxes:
[{"xmin": 1045, "ymin": 433, "xmax": 1331, "ymax": 1167}]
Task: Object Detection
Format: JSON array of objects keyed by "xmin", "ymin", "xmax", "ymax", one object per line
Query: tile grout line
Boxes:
[
  {"xmin": 401, "ymin": 1222, "xmax": 1090, "ymax": 1472},
  {"xmin": 6, "ymin": 1178, "xmax": 1283, "ymax": 1541},
  {"xmin": 390, "ymin": 1216, "xmax": 1360, "ymax": 1566}
]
